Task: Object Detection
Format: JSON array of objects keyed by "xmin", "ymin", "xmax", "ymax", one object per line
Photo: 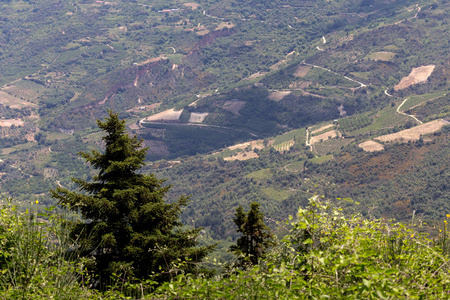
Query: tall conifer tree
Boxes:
[
  {"xmin": 231, "ymin": 202, "xmax": 274, "ymax": 267},
  {"xmin": 51, "ymin": 111, "xmax": 213, "ymax": 287}
]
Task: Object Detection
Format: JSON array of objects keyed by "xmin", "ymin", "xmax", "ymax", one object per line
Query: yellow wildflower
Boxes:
[
  {"xmin": 35, "ymin": 200, "xmax": 39, "ymax": 204},
  {"xmin": 447, "ymin": 214, "xmax": 450, "ymax": 218}
]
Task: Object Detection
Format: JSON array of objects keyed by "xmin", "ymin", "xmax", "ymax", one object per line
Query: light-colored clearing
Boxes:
[
  {"xmin": 394, "ymin": 65, "xmax": 435, "ymax": 91},
  {"xmin": 0, "ymin": 119, "xmax": 24, "ymax": 127},
  {"xmin": 0, "ymin": 91, "xmax": 37, "ymax": 108},
  {"xmin": 268, "ymin": 91, "xmax": 291, "ymax": 101},
  {"xmin": 366, "ymin": 51, "xmax": 396, "ymax": 61},
  {"xmin": 189, "ymin": 112, "xmax": 209, "ymax": 123},
  {"xmin": 145, "ymin": 108, "xmax": 182, "ymax": 122},
  {"xmin": 359, "ymin": 140, "xmax": 384, "ymax": 152},
  {"xmin": 137, "ymin": 57, "xmax": 166, "ymax": 66},
  {"xmin": 216, "ymin": 22, "xmax": 234, "ymax": 30},
  {"xmin": 228, "ymin": 139, "xmax": 265, "ymax": 151},
  {"xmin": 127, "ymin": 103, "xmax": 161, "ymax": 113},
  {"xmin": 312, "ymin": 124, "xmax": 334, "ymax": 135},
  {"xmin": 310, "ymin": 130, "xmax": 337, "ymax": 144},
  {"xmin": 183, "ymin": 2, "xmax": 200, "ymax": 9},
  {"xmin": 224, "ymin": 151, "xmax": 259, "ymax": 161},
  {"xmin": 294, "ymin": 65, "xmax": 311, "ymax": 77},
  {"xmin": 245, "ymin": 72, "xmax": 267, "ymax": 80},
  {"xmin": 223, "ymin": 100, "xmax": 245, "ymax": 115},
  {"xmin": 376, "ymin": 119, "xmax": 449, "ymax": 143}
]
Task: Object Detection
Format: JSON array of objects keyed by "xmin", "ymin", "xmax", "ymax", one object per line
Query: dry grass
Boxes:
[
  {"xmin": 0, "ymin": 119, "xmax": 24, "ymax": 127},
  {"xmin": 394, "ymin": 65, "xmax": 435, "ymax": 91},
  {"xmin": 312, "ymin": 124, "xmax": 334, "ymax": 135},
  {"xmin": 366, "ymin": 51, "xmax": 396, "ymax": 61},
  {"xmin": 228, "ymin": 139, "xmax": 266, "ymax": 151},
  {"xmin": 375, "ymin": 119, "xmax": 449, "ymax": 143},
  {"xmin": 359, "ymin": 140, "xmax": 385, "ymax": 152},
  {"xmin": 224, "ymin": 151, "xmax": 259, "ymax": 161},
  {"xmin": 0, "ymin": 91, "xmax": 37, "ymax": 108},
  {"xmin": 268, "ymin": 91, "xmax": 291, "ymax": 101},
  {"xmin": 189, "ymin": 112, "xmax": 209, "ymax": 123},
  {"xmin": 310, "ymin": 130, "xmax": 337, "ymax": 144},
  {"xmin": 145, "ymin": 108, "xmax": 182, "ymax": 122}
]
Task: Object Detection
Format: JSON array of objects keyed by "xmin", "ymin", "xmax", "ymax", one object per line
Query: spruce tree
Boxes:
[
  {"xmin": 51, "ymin": 111, "xmax": 213, "ymax": 287},
  {"xmin": 231, "ymin": 202, "xmax": 274, "ymax": 267}
]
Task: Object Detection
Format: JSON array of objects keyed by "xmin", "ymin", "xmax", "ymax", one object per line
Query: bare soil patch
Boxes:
[
  {"xmin": 0, "ymin": 91, "xmax": 37, "ymax": 108},
  {"xmin": 375, "ymin": 119, "xmax": 449, "ymax": 143},
  {"xmin": 145, "ymin": 108, "xmax": 182, "ymax": 122},
  {"xmin": 294, "ymin": 65, "xmax": 311, "ymax": 77},
  {"xmin": 366, "ymin": 51, "xmax": 396, "ymax": 61},
  {"xmin": 312, "ymin": 124, "xmax": 334, "ymax": 135},
  {"xmin": 0, "ymin": 119, "xmax": 24, "ymax": 127},
  {"xmin": 394, "ymin": 65, "xmax": 435, "ymax": 91},
  {"xmin": 223, "ymin": 100, "xmax": 245, "ymax": 115},
  {"xmin": 183, "ymin": 2, "xmax": 200, "ymax": 9},
  {"xmin": 224, "ymin": 151, "xmax": 259, "ymax": 161},
  {"xmin": 127, "ymin": 103, "xmax": 161, "ymax": 113},
  {"xmin": 228, "ymin": 139, "xmax": 266, "ymax": 151},
  {"xmin": 310, "ymin": 130, "xmax": 337, "ymax": 144},
  {"xmin": 189, "ymin": 112, "xmax": 209, "ymax": 123},
  {"xmin": 268, "ymin": 91, "xmax": 291, "ymax": 101},
  {"xmin": 359, "ymin": 140, "xmax": 385, "ymax": 152},
  {"xmin": 245, "ymin": 72, "xmax": 267, "ymax": 80}
]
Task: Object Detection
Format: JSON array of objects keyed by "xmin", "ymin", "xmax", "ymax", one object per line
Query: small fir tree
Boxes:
[
  {"xmin": 230, "ymin": 202, "xmax": 274, "ymax": 267},
  {"xmin": 51, "ymin": 111, "xmax": 214, "ymax": 288}
]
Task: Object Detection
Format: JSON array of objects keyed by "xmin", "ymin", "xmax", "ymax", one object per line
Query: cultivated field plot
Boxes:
[
  {"xmin": 359, "ymin": 140, "xmax": 385, "ymax": 152},
  {"xmin": 141, "ymin": 140, "xmax": 169, "ymax": 156},
  {"xmin": 400, "ymin": 91, "xmax": 447, "ymax": 111},
  {"xmin": 375, "ymin": 119, "xmax": 449, "ymax": 143},
  {"xmin": 312, "ymin": 124, "xmax": 334, "ymax": 135},
  {"xmin": 189, "ymin": 112, "xmax": 209, "ymax": 123},
  {"xmin": 365, "ymin": 51, "xmax": 396, "ymax": 61},
  {"xmin": 0, "ymin": 119, "xmax": 24, "ymax": 127},
  {"xmin": 314, "ymin": 138, "xmax": 354, "ymax": 156},
  {"xmin": 394, "ymin": 65, "xmax": 435, "ymax": 91},
  {"xmin": 268, "ymin": 91, "xmax": 291, "ymax": 101},
  {"xmin": 224, "ymin": 151, "xmax": 259, "ymax": 161},
  {"xmin": 294, "ymin": 65, "xmax": 311, "ymax": 77},
  {"xmin": 310, "ymin": 130, "xmax": 337, "ymax": 144},
  {"xmin": 223, "ymin": 100, "xmax": 245, "ymax": 115},
  {"xmin": 273, "ymin": 140, "xmax": 295, "ymax": 152},
  {"xmin": 228, "ymin": 139, "xmax": 266, "ymax": 151},
  {"xmin": 144, "ymin": 108, "xmax": 182, "ymax": 122},
  {"xmin": 0, "ymin": 91, "xmax": 37, "ymax": 109}
]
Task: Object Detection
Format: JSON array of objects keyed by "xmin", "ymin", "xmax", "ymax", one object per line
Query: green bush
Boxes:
[{"xmin": 152, "ymin": 197, "xmax": 450, "ymax": 299}]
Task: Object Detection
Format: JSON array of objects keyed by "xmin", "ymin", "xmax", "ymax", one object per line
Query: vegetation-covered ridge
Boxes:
[{"xmin": 3, "ymin": 196, "xmax": 450, "ymax": 299}]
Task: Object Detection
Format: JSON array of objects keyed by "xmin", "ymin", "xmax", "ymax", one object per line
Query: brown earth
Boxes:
[
  {"xmin": 375, "ymin": 119, "xmax": 449, "ymax": 143},
  {"xmin": 224, "ymin": 151, "xmax": 259, "ymax": 161},
  {"xmin": 294, "ymin": 65, "xmax": 311, "ymax": 77},
  {"xmin": 312, "ymin": 124, "xmax": 334, "ymax": 135},
  {"xmin": 0, "ymin": 119, "xmax": 24, "ymax": 127},
  {"xmin": 268, "ymin": 91, "xmax": 291, "ymax": 101},
  {"xmin": 145, "ymin": 108, "xmax": 182, "ymax": 122},
  {"xmin": 310, "ymin": 130, "xmax": 337, "ymax": 144},
  {"xmin": 394, "ymin": 65, "xmax": 435, "ymax": 91},
  {"xmin": 359, "ymin": 140, "xmax": 385, "ymax": 152}
]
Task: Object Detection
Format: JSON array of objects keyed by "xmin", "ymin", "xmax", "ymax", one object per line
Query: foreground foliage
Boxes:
[{"xmin": 153, "ymin": 197, "xmax": 450, "ymax": 299}]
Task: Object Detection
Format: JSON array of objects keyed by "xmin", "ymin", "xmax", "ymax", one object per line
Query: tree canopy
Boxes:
[{"xmin": 51, "ymin": 111, "xmax": 214, "ymax": 287}]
